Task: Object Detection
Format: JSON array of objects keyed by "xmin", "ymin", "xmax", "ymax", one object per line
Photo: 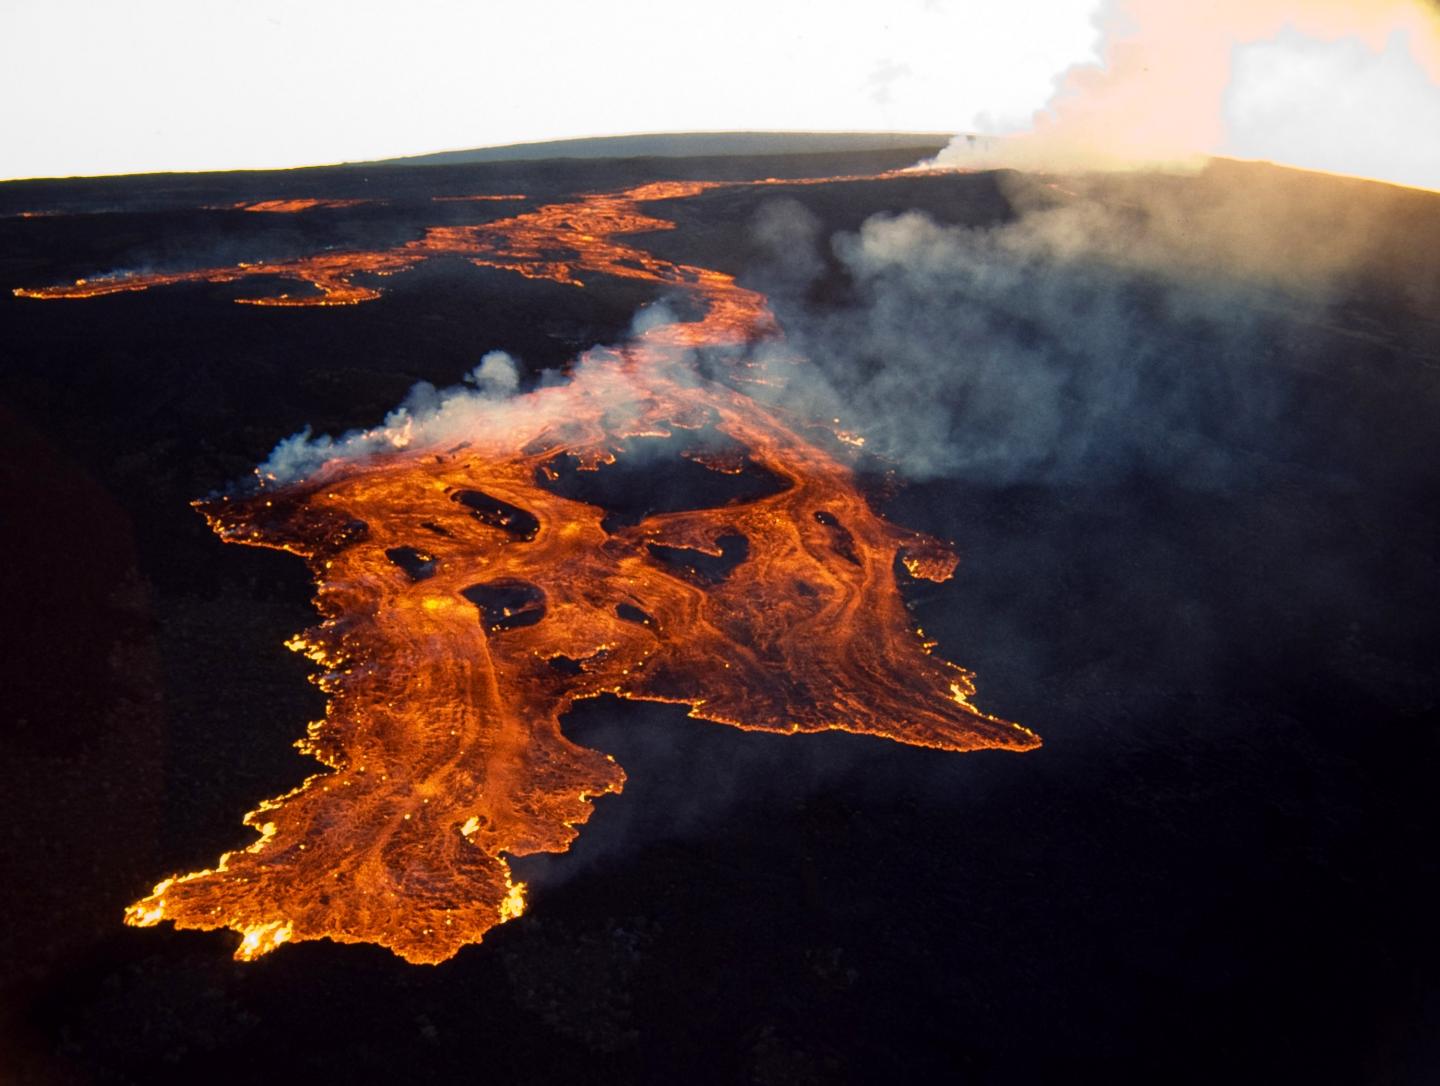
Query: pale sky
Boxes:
[{"xmin": 0, "ymin": 0, "xmax": 1103, "ymax": 180}]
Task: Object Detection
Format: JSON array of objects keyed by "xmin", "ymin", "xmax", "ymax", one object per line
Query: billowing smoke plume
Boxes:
[
  {"xmin": 934, "ymin": 0, "xmax": 1440, "ymax": 190},
  {"xmin": 746, "ymin": 160, "xmax": 1440, "ymax": 486},
  {"xmin": 259, "ymin": 351, "xmax": 528, "ymax": 482},
  {"xmin": 255, "ymin": 315, "xmax": 682, "ymax": 485}
]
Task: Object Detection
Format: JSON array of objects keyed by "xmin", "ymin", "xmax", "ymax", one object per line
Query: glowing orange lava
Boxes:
[
  {"xmin": 232, "ymin": 198, "xmax": 374, "ymax": 213},
  {"xmin": 13, "ymin": 172, "xmax": 910, "ymax": 307},
  {"xmin": 431, "ymin": 194, "xmax": 527, "ymax": 203},
  {"xmin": 90, "ymin": 174, "xmax": 1036, "ymax": 963}
]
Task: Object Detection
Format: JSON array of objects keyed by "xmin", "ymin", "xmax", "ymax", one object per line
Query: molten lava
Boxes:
[
  {"xmin": 231, "ymin": 198, "xmax": 373, "ymax": 213},
  {"xmin": 13, "ymin": 172, "xmax": 907, "ymax": 308},
  {"xmin": 70, "ymin": 173, "xmax": 1038, "ymax": 963},
  {"xmin": 431, "ymin": 194, "xmax": 527, "ymax": 203}
]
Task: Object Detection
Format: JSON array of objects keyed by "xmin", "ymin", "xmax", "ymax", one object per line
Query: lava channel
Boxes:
[{"xmin": 109, "ymin": 175, "xmax": 1039, "ymax": 963}]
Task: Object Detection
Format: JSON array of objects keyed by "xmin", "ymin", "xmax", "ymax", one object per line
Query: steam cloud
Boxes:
[
  {"xmin": 257, "ymin": 165, "xmax": 1436, "ymax": 496},
  {"xmin": 746, "ymin": 160, "xmax": 1439, "ymax": 488},
  {"xmin": 934, "ymin": 0, "xmax": 1440, "ymax": 190},
  {"xmin": 234, "ymin": 140, "xmax": 1439, "ymax": 881},
  {"xmin": 864, "ymin": 0, "xmax": 1440, "ymax": 487},
  {"xmin": 260, "ymin": 350, "xmax": 526, "ymax": 483},
  {"xmin": 249, "ymin": 2, "xmax": 1440, "ymax": 491},
  {"xmin": 748, "ymin": 192, "xmax": 1269, "ymax": 486},
  {"xmin": 256, "ymin": 317, "xmax": 683, "ymax": 485}
]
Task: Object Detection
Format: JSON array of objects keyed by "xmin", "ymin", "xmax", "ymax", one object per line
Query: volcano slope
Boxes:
[{"xmin": 1, "ymin": 145, "xmax": 1437, "ymax": 1083}]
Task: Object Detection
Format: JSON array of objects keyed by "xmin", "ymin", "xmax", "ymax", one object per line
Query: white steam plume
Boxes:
[{"xmin": 933, "ymin": 0, "xmax": 1440, "ymax": 190}]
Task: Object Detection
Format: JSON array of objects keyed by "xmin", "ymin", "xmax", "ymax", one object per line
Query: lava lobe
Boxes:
[{"xmin": 119, "ymin": 174, "xmax": 1037, "ymax": 964}]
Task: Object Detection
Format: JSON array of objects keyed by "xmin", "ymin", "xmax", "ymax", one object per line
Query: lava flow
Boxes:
[
  {"xmin": 10, "ymin": 183, "xmax": 725, "ymax": 305},
  {"xmin": 12, "ymin": 172, "xmax": 909, "ymax": 307},
  {"xmin": 107, "ymin": 175, "xmax": 1038, "ymax": 963},
  {"xmin": 230, "ymin": 198, "xmax": 374, "ymax": 213}
]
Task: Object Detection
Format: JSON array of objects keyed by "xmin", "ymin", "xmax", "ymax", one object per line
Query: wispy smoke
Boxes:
[
  {"xmin": 254, "ymin": 308, "xmax": 689, "ymax": 485},
  {"xmin": 467, "ymin": 349, "xmax": 521, "ymax": 396},
  {"xmin": 750, "ymin": 202, "xmax": 1272, "ymax": 485},
  {"xmin": 933, "ymin": 0, "xmax": 1440, "ymax": 190},
  {"xmin": 259, "ymin": 351, "xmax": 527, "ymax": 483},
  {"xmin": 747, "ymin": 158, "xmax": 1439, "ymax": 486},
  {"xmin": 229, "ymin": 156, "xmax": 1439, "ymax": 885},
  {"xmin": 256, "ymin": 161, "xmax": 1433, "ymax": 495}
]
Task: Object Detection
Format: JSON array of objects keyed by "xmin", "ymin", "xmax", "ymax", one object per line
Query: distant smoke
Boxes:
[
  {"xmin": 748, "ymin": 207, "xmax": 1270, "ymax": 486},
  {"xmin": 230, "ymin": 153, "xmax": 1440, "ymax": 887},
  {"xmin": 746, "ymin": 159, "xmax": 1438, "ymax": 486},
  {"xmin": 256, "ymin": 159, "xmax": 1434, "ymax": 493},
  {"xmin": 899, "ymin": 5, "xmax": 1440, "ymax": 489},
  {"xmin": 750, "ymin": 197, "xmax": 825, "ymax": 288},
  {"xmin": 1226, "ymin": 26, "xmax": 1440, "ymax": 188},
  {"xmin": 933, "ymin": 0, "xmax": 1440, "ymax": 190}
]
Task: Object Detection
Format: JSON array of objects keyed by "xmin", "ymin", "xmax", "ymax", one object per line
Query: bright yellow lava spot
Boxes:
[
  {"xmin": 499, "ymin": 881, "xmax": 527, "ymax": 922},
  {"xmin": 235, "ymin": 920, "xmax": 294, "ymax": 961},
  {"xmin": 127, "ymin": 900, "xmax": 167, "ymax": 927}
]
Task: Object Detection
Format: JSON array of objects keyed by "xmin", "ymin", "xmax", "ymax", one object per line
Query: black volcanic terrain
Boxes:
[{"xmin": 1, "ymin": 141, "xmax": 1437, "ymax": 1083}]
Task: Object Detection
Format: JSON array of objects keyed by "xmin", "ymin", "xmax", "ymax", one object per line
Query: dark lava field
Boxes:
[{"xmin": 1, "ymin": 141, "xmax": 1437, "ymax": 1083}]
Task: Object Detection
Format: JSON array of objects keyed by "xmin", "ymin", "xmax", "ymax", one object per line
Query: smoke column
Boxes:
[{"xmin": 934, "ymin": 0, "xmax": 1440, "ymax": 191}]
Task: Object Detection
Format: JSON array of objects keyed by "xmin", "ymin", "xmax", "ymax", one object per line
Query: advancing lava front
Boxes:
[{"xmin": 20, "ymin": 175, "xmax": 1039, "ymax": 963}]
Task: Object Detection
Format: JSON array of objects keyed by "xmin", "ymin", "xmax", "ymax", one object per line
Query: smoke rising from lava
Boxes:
[
  {"xmin": 746, "ymin": 161, "xmax": 1440, "ymax": 487},
  {"xmin": 256, "ymin": 317, "xmax": 684, "ymax": 485},
  {"xmin": 22, "ymin": 134, "xmax": 1418, "ymax": 960},
  {"xmin": 933, "ymin": 0, "xmax": 1440, "ymax": 191}
]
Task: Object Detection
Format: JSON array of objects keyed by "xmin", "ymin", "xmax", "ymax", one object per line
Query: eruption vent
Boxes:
[
  {"xmin": 104, "ymin": 177, "xmax": 1036, "ymax": 963},
  {"xmin": 935, "ymin": 0, "xmax": 1440, "ymax": 192}
]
